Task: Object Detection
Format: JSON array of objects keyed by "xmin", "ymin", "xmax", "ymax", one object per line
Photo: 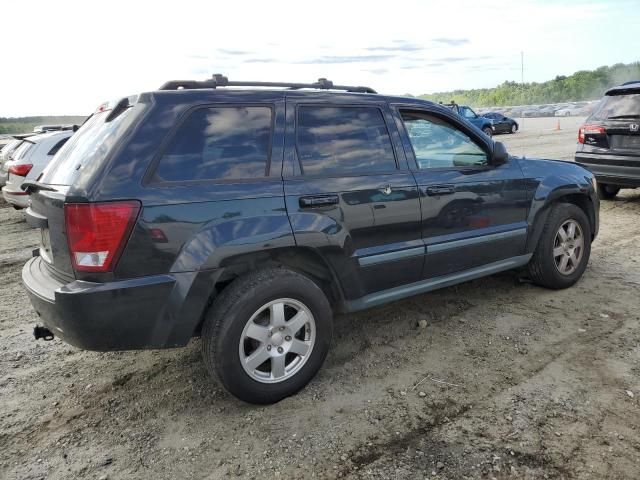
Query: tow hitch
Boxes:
[{"xmin": 34, "ymin": 325, "xmax": 54, "ymax": 341}]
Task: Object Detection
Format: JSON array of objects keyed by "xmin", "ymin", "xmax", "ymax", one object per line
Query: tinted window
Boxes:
[
  {"xmin": 590, "ymin": 94, "xmax": 640, "ymax": 121},
  {"xmin": 154, "ymin": 106, "xmax": 272, "ymax": 183},
  {"xmin": 47, "ymin": 137, "xmax": 69, "ymax": 156},
  {"xmin": 401, "ymin": 111, "xmax": 488, "ymax": 169},
  {"xmin": 296, "ymin": 106, "xmax": 396, "ymax": 176},
  {"xmin": 42, "ymin": 109, "xmax": 134, "ymax": 185}
]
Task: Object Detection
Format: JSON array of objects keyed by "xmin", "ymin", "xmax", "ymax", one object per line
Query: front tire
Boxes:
[
  {"xmin": 201, "ymin": 268, "xmax": 333, "ymax": 404},
  {"xmin": 510, "ymin": 123, "xmax": 518, "ymax": 133},
  {"xmin": 597, "ymin": 183, "xmax": 620, "ymax": 200},
  {"xmin": 528, "ymin": 203, "xmax": 591, "ymax": 289}
]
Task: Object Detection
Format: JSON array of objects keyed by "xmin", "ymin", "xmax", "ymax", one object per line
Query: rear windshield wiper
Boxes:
[
  {"xmin": 21, "ymin": 180, "xmax": 57, "ymax": 194},
  {"xmin": 607, "ymin": 115, "xmax": 640, "ymax": 119}
]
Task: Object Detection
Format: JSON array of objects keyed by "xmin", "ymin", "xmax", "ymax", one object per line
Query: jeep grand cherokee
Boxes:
[{"xmin": 22, "ymin": 75, "xmax": 599, "ymax": 403}]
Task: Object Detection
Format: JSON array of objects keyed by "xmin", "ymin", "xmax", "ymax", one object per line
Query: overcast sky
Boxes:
[{"xmin": 1, "ymin": 0, "xmax": 638, "ymax": 117}]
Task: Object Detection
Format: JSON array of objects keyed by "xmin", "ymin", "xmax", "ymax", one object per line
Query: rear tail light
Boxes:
[
  {"xmin": 65, "ymin": 201, "xmax": 140, "ymax": 272},
  {"xmin": 8, "ymin": 163, "xmax": 33, "ymax": 177},
  {"xmin": 578, "ymin": 124, "xmax": 605, "ymax": 144}
]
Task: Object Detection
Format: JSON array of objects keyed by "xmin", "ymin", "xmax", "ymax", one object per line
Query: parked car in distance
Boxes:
[
  {"xmin": 575, "ymin": 80, "xmax": 640, "ymax": 199},
  {"xmin": 22, "ymin": 75, "xmax": 599, "ymax": 404},
  {"xmin": 2, "ymin": 130, "xmax": 73, "ymax": 208},
  {"xmin": 555, "ymin": 107, "xmax": 580, "ymax": 117},
  {"xmin": 443, "ymin": 103, "xmax": 495, "ymax": 137},
  {"xmin": 33, "ymin": 124, "xmax": 78, "ymax": 133},
  {"xmin": 1, "ymin": 140, "xmax": 22, "ymax": 187},
  {"xmin": 0, "ymin": 134, "xmax": 40, "ymax": 188},
  {"xmin": 481, "ymin": 112, "xmax": 519, "ymax": 134},
  {"xmin": 1, "ymin": 134, "xmax": 33, "ymax": 162}
]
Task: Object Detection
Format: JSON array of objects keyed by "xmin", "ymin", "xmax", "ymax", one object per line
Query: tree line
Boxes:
[{"xmin": 419, "ymin": 62, "xmax": 640, "ymax": 107}]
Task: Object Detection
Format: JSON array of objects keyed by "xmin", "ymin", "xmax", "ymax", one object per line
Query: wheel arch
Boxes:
[
  {"xmin": 195, "ymin": 247, "xmax": 345, "ymax": 334},
  {"xmin": 525, "ymin": 192, "xmax": 597, "ymax": 253}
]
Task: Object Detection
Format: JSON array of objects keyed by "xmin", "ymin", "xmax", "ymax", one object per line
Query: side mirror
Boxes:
[{"xmin": 491, "ymin": 141, "xmax": 509, "ymax": 165}]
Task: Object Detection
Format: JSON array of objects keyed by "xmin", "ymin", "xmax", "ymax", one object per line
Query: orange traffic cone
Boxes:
[{"xmin": 555, "ymin": 119, "xmax": 561, "ymax": 131}]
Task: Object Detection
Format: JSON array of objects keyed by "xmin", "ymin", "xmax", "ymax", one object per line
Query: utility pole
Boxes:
[{"xmin": 520, "ymin": 51, "xmax": 525, "ymax": 139}]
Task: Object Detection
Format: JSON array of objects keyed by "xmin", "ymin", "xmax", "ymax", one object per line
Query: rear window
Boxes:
[
  {"xmin": 11, "ymin": 141, "xmax": 32, "ymax": 161},
  {"xmin": 41, "ymin": 108, "xmax": 133, "ymax": 186},
  {"xmin": 152, "ymin": 106, "xmax": 272, "ymax": 183},
  {"xmin": 1, "ymin": 140, "xmax": 19, "ymax": 155},
  {"xmin": 590, "ymin": 94, "xmax": 640, "ymax": 121}
]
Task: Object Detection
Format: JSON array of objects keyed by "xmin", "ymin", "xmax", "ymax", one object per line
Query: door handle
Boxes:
[
  {"xmin": 426, "ymin": 185, "xmax": 455, "ymax": 196},
  {"xmin": 299, "ymin": 195, "xmax": 339, "ymax": 208}
]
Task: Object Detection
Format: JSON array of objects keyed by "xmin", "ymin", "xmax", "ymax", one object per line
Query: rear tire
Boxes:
[
  {"xmin": 201, "ymin": 268, "xmax": 333, "ymax": 404},
  {"xmin": 528, "ymin": 203, "xmax": 591, "ymax": 289},
  {"xmin": 482, "ymin": 127, "xmax": 493, "ymax": 137},
  {"xmin": 597, "ymin": 183, "xmax": 620, "ymax": 200}
]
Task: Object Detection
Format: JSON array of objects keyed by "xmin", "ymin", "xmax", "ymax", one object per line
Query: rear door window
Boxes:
[
  {"xmin": 295, "ymin": 105, "xmax": 396, "ymax": 176},
  {"xmin": 152, "ymin": 106, "xmax": 272, "ymax": 183}
]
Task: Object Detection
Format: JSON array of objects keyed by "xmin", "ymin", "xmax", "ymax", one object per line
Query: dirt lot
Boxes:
[{"xmin": 1, "ymin": 117, "xmax": 639, "ymax": 480}]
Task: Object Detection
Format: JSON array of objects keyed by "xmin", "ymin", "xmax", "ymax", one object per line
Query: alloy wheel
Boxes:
[
  {"xmin": 239, "ymin": 298, "xmax": 316, "ymax": 383},
  {"xmin": 553, "ymin": 219, "xmax": 584, "ymax": 275}
]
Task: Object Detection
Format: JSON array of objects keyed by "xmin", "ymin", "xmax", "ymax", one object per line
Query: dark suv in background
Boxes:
[
  {"xmin": 22, "ymin": 75, "xmax": 598, "ymax": 403},
  {"xmin": 576, "ymin": 81, "xmax": 640, "ymax": 199}
]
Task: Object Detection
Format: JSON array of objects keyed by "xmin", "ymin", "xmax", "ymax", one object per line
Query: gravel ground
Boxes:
[{"xmin": 1, "ymin": 117, "xmax": 639, "ymax": 480}]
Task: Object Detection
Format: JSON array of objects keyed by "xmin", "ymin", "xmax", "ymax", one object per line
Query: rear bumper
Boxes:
[
  {"xmin": 575, "ymin": 153, "xmax": 640, "ymax": 187},
  {"xmin": 2, "ymin": 185, "xmax": 29, "ymax": 207},
  {"xmin": 22, "ymin": 256, "xmax": 221, "ymax": 351}
]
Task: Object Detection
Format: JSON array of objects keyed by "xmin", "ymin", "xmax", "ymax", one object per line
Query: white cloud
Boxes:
[{"xmin": 1, "ymin": 0, "xmax": 638, "ymax": 116}]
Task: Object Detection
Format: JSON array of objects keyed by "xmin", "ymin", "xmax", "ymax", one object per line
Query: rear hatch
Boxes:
[
  {"xmin": 27, "ymin": 100, "xmax": 138, "ymax": 279},
  {"xmin": 579, "ymin": 92, "xmax": 640, "ymax": 154}
]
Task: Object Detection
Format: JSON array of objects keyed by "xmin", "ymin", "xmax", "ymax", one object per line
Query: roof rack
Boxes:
[{"xmin": 159, "ymin": 74, "xmax": 377, "ymax": 94}]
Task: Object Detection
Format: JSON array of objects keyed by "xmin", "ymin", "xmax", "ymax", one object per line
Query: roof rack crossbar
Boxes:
[{"xmin": 159, "ymin": 74, "xmax": 376, "ymax": 94}]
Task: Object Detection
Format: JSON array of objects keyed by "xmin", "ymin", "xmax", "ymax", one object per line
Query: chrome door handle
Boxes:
[
  {"xmin": 299, "ymin": 195, "xmax": 339, "ymax": 208},
  {"xmin": 426, "ymin": 185, "xmax": 455, "ymax": 196}
]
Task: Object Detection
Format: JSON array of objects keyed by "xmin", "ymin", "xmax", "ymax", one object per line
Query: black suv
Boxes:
[
  {"xmin": 22, "ymin": 75, "xmax": 599, "ymax": 404},
  {"xmin": 575, "ymin": 81, "xmax": 640, "ymax": 199}
]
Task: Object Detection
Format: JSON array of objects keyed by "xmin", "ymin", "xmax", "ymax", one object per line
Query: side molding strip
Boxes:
[
  {"xmin": 344, "ymin": 254, "xmax": 532, "ymax": 312},
  {"xmin": 358, "ymin": 246, "xmax": 425, "ymax": 267},
  {"xmin": 427, "ymin": 228, "xmax": 527, "ymax": 254}
]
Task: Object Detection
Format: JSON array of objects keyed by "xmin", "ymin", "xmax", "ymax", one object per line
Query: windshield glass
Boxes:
[
  {"xmin": 41, "ymin": 108, "xmax": 133, "ymax": 185},
  {"xmin": 590, "ymin": 94, "xmax": 640, "ymax": 121}
]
